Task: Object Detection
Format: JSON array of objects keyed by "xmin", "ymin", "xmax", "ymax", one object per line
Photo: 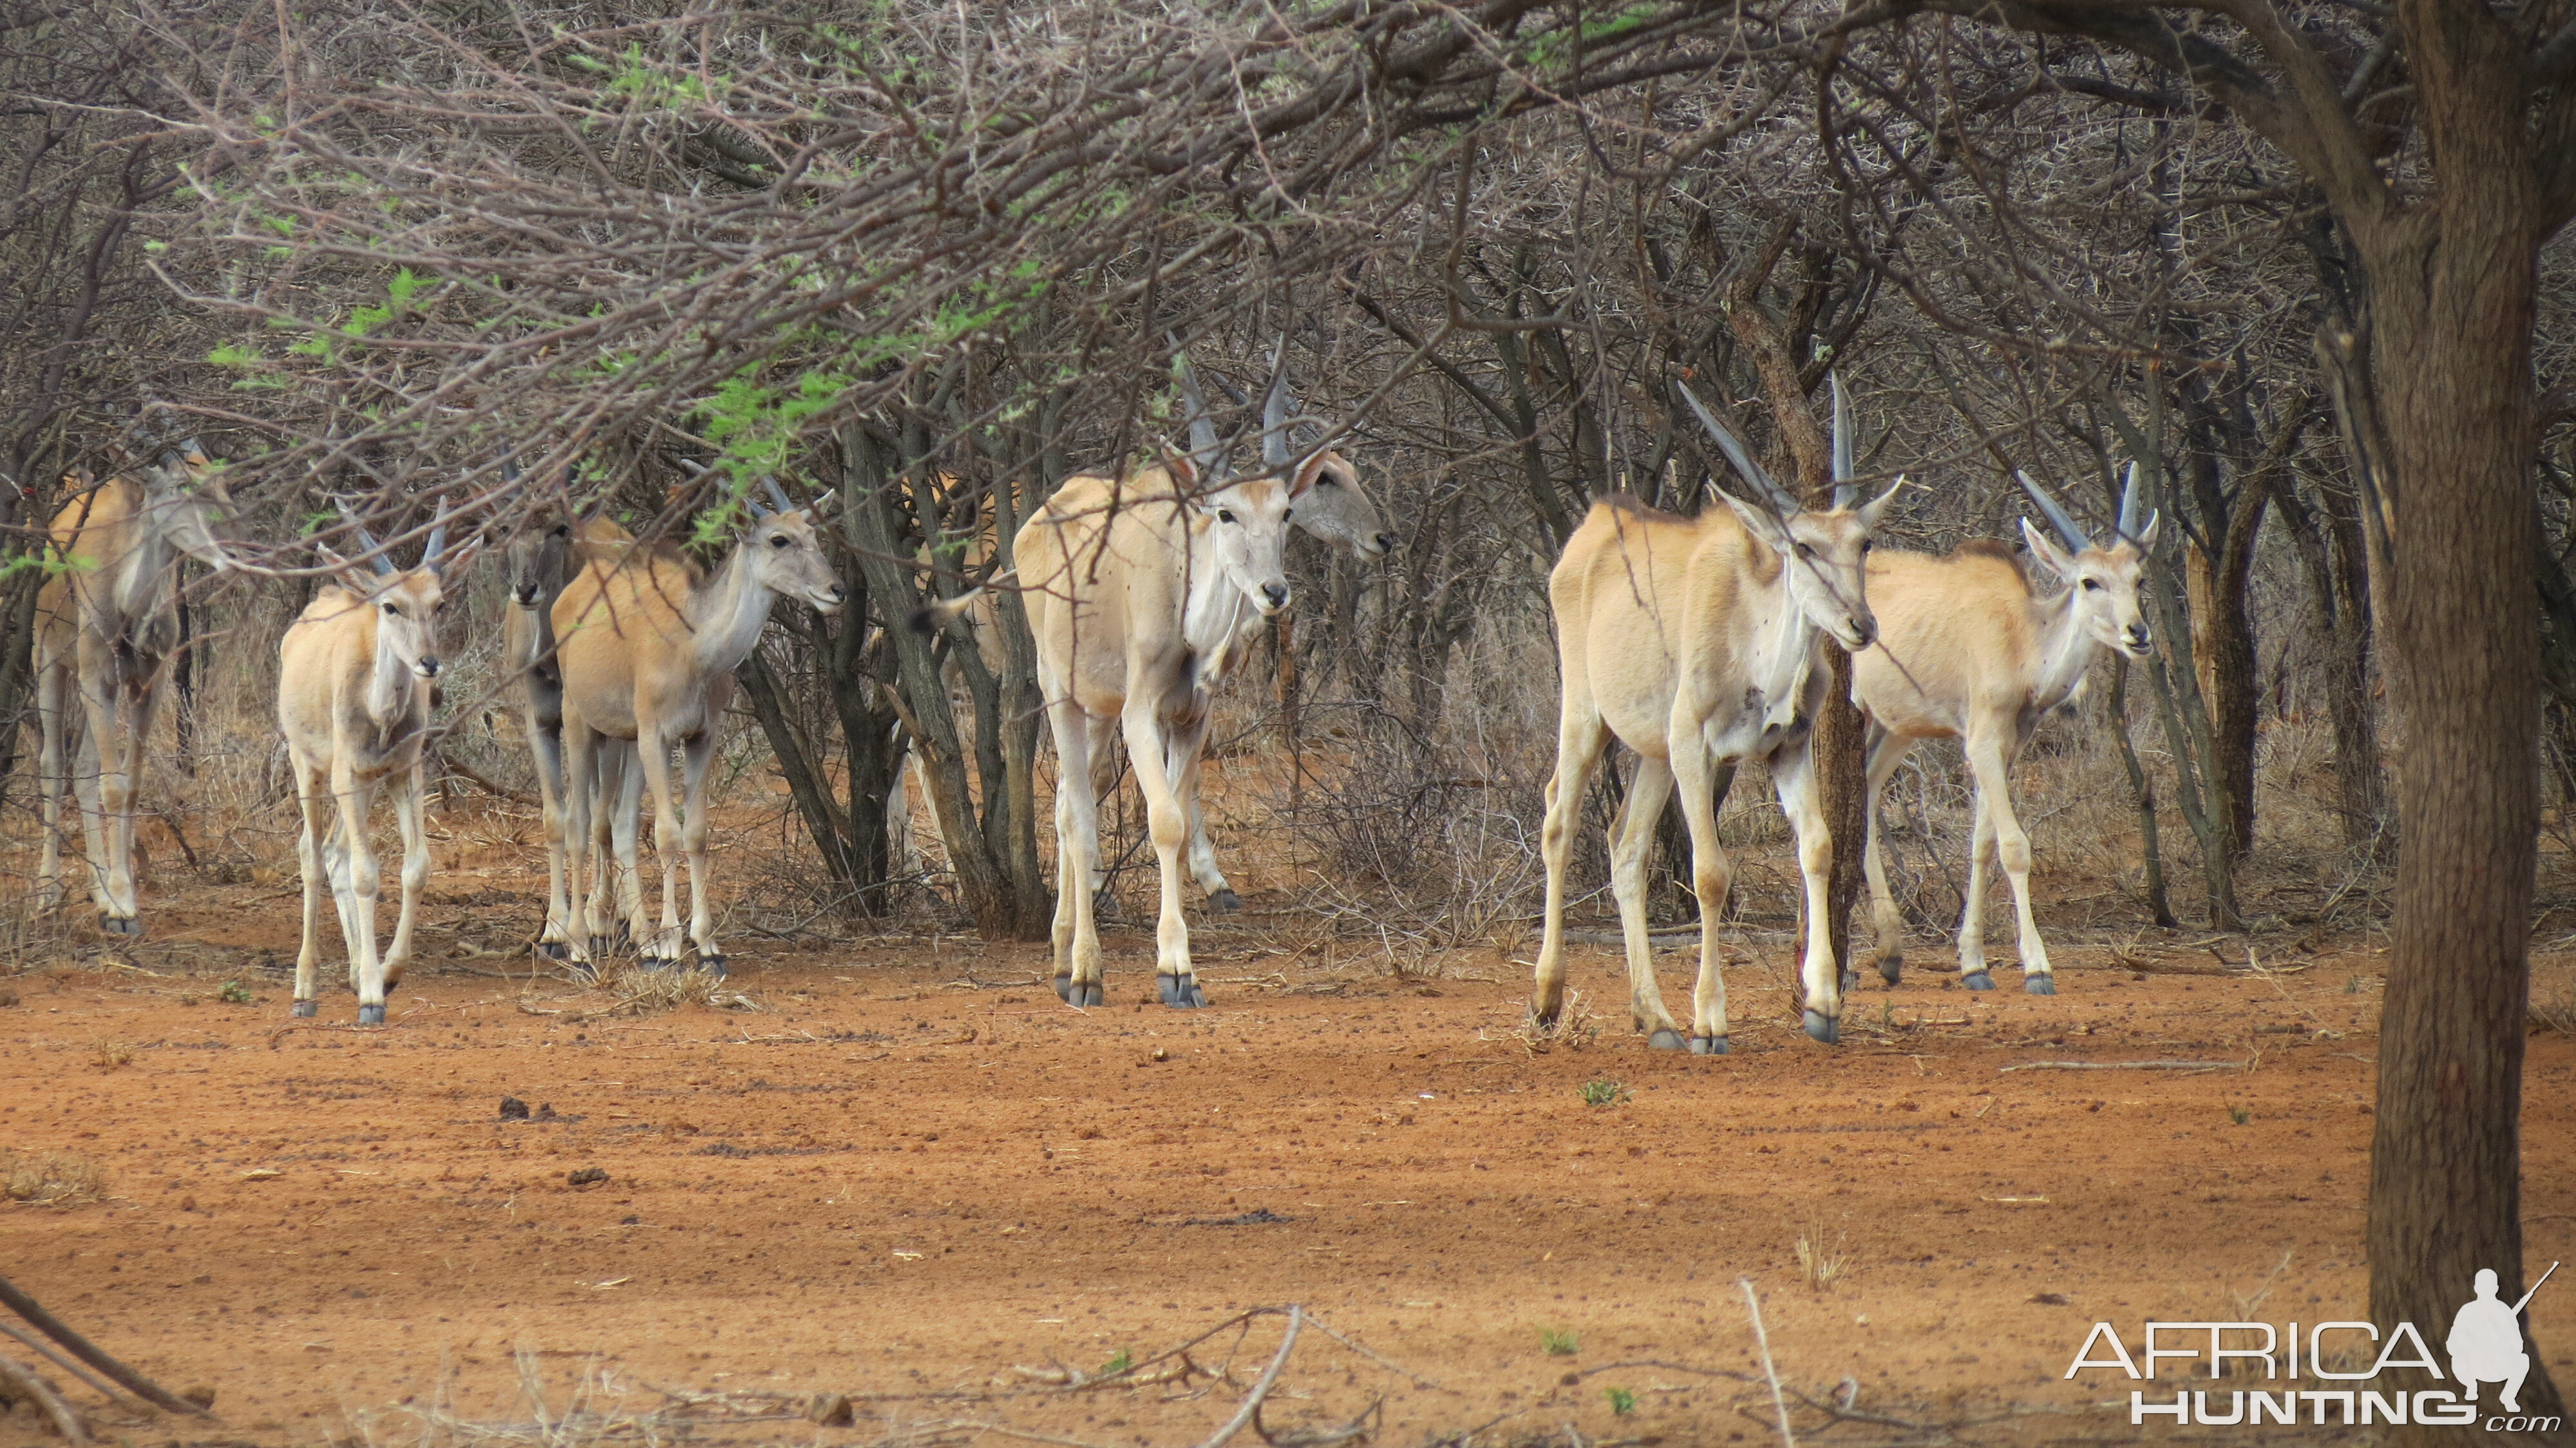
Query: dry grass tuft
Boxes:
[
  {"xmin": 593, "ymin": 961, "xmax": 757, "ymax": 1015},
  {"xmin": 1795, "ymin": 1216, "xmax": 1850, "ymax": 1291},
  {"xmin": 90, "ymin": 1037, "xmax": 137, "ymax": 1071},
  {"xmin": 3, "ymin": 1149, "xmax": 109, "ymax": 1206}
]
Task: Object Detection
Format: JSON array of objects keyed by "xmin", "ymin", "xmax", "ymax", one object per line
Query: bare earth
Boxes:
[{"xmin": 3, "ymin": 864, "xmax": 2573, "ymax": 1447}]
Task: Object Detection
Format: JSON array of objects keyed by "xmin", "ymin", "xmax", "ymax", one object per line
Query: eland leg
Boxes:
[
  {"xmin": 289, "ymin": 758, "xmax": 331, "ymax": 1018},
  {"xmin": 1531, "ymin": 707, "xmax": 1612, "ymax": 1033},
  {"xmin": 1967, "ymin": 732, "xmax": 2055, "ymax": 994},
  {"xmin": 1774, "ymin": 738, "xmax": 1843, "ymax": 1043},
  {"xmin": 1668, "ymin": 729, "xmax": 1737, "ymax": 1056},
  {"xmin": 1609, "ymin": 753, "xmax": 1685, "ymax": 1049},
  {"xmin": 1122, "ymin": 695, "xmax": 1206, "ymax": 1009},
  {"xmin": 1045, "ymin": 697, "xmax": 1106, "ymax": 1007}
]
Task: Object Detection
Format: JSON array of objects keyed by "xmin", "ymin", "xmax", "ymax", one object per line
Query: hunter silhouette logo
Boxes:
[
  {"xmin": 2065, "ymin": 1261, "xmax": 2563, "ymax": 1429},
  {"xmin": 2450, "ymin": 1262, "xmax": 2553, "ymax": 1413}
]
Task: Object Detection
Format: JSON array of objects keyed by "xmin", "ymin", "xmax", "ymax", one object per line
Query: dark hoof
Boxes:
[
  {"xmin": 1962, "ymin": 969, "xmax": 1994, "ymax": 991},
  {"xmin": 292, "ymin": 1000, "xmax": 316, "ymax": 1019},
  {"xmin": 1207, "ymin": 888, "xmax": 1244, "ymax": 914},
  {"xmin": 1687, "ymin": 1034, "xmax": 1729, "ymax": 1056},
  {"xmin": 1879, "ymin": 955, "xmax": 1904, "ymax": 987},
  {"xmin": 1157, "ymin": 974, "xmax": 1208, "ymax": 1009},
  {"xmin": 101, "ymin": 915, "xmax": 142, "ymax": 937},
  {"xmin": 1840, "ymin": 968, "xmax": 1859, "ymax": 993},
  {"xmin": 1804, "ymin": 1009, "xmax": 1839, "ymax": 1045},
  {"xmin": 2024, "ymin": 973, "xmax": 2057, "ymax": 996},
  {"xmin": 699, "ymin": 955, "xmax": 728, "ymax": 980},
  {"xmin": 1055, "ymin": 976, "xmax": 1104, "ymax": 1009},
  {"xmin": 358, "ymin": 1004, "xmax": 386, "ymax": 1026},
  {"xmin": 538, "ymin": 940, "xmax": 569, "ymax": 961},
  {"xmin": 1646, "ymin": 1028, "xmax": 1685, "ymax": 1051},
  {"xmin": 641, "ymin": 955, "xmax": 681, "ymax": 972}
]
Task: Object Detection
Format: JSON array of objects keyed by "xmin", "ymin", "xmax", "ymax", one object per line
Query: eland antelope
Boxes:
[
  {"xmin": 278, "ymin": 509, "xmax": 473, "ymax": 1023},
  {"xmin": 500, "ymin": 470, "xmax": 637, "ymax": 960},
  {"xmin": 1853, "ymin": 466, "xmax": 2157, "ymax": 993},
  {"xmin": 1015, "ymin": 350, "xmax": 1321, "ymax": 1009},
  {"xmin": 1531, "ymin": 381, "xmax": 1897, "ymax": 1053},
  {"xmin": 555, "ymin": 479, "xmax": 843, "ymax": 973},
  {"xmin": 35, "ymin": 443, "xmax": 237, "ymax": 936}
]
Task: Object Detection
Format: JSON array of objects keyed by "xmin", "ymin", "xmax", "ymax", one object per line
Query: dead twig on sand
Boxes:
[
  {"xmin": 1738, "ymin": 1280, "xmax": 1795, "ymax": 1448},
  {"xmin": 0, "ymin": 1353, "xmax": 88, "ymax": 1445},
  {"xmin": 1195, "ymin": 1304, "xmax": 1302, "ymax": 1448},
  {"xmin": 1996, "ymin": 1059, "xmax": 2244, "ymax": 1074},
  {"xmin": 0, "ymin": 1272, "xmax": 214, "ymax": 1418},
  {"xmin": 0, "ymin": 1321, "xmax": 153, "ymax": 1414}
]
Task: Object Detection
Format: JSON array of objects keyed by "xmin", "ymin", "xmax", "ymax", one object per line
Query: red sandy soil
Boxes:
[{"xmin": 3, "ymin": 864, "xmax": 2575, "ymax": 1448}]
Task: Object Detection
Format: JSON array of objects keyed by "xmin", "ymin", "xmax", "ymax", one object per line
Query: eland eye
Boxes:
[
  {"xmin": 1283, "ymin": 508, "xmax": 1294, "ymax": 521},
  {"xmin": 2081, "ymin": 578, "xmax": 2102, "ymax": 592},
  {"xmin": 770, "ymin": 535, "xmax": 790, "ymax": 549},
  {"xmin": 1794, "ymin": 542, "xmax": 1815, "ymax": 560},
  {"xmin": 1317, "ymin": 475, "xmax": 1339, "ymax": 489},
  {"xmin": 381, "ymin": 602, "xmax": 397, "ymax": 615},
  {"xmin": 1217, "ymin": 510, "xmax": 1236, "ymax": 524}
]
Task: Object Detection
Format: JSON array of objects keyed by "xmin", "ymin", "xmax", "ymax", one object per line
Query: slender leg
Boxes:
[
  {"xmin": 1667, "ymin": 727, "xmax": 1738, "ymax": 1055},
  {"xmin": 1609, "ymin": 752, "xmax": 1683, "ymax": 1045},
  {"xmin": 1175, "ymin": 743, "xmax": 1239, "ymax": 910},
  {"xmin": 636, "ymin": 730, "xmax": 686, "ymax": 967},
  {"xmin": 35, "ymin": 653, "xmax": 66, "ymax": 913},
  {"xmin": 526, "ymin": 709, "xmax": 572, "ymax": 957},
  {"xmin": 1860, "ymin": 729, "xmax": 1916, "ymax": 986},
  {"xmin": 1083, "ymin": 711, "xmax": 1119, "ymax": 905},
  {"xmin": 1772, "ymin": 737, "xmax": 1842, "ymax": 1042},
  {"xmin": 608, "ymin": 742, "xmax": 649, "ymax": 958},
  {"xmin": 560, "ymin": 721, "xmax": 598, "ymax": 967},
  {"xmin": 332, "ymin": 754, "xmax": 386, "ymax": 1025},
  {"xmin": 68, "ymin": 632, "xmax": 122, "ymax": 928},
  {"xmin": 887, "ymin": 739, "xmax": 920, "ymax": 877},
  {"xmin": 289, "ymin": 757, "xmax": 330, "ymax": 1018},
  {"xmin": 680, "ymin": 730, "xmax": 723, "ymax": 974},
  {"xmin": 1957, "ymin": 770, "xmax": 2000, "ymax": 989},
  {"xmin": 1044, "ymin": 697, "xmax": 1104, "ymax": 1006},
  {"xmin": 383, "ymin": 760, "xmax": 428, "ymax": 989},
  {"xmin": 106, "ymin": 662, "xmax": 170, "ymax": 933},
  {"xmin": 1121, "ymin": 694, "xmax": 1205, "ymax": 1009},
  {"xmin": 1964, "ymin": 729, "xmax": 2055, "ymax": 993},
  {"xmin": 1530, "ymin": 705, "xmax": 1611, "ymax": 1031}
]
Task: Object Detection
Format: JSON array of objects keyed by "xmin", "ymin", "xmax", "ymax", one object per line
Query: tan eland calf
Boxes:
[
  {"xmin": 1853, "ymin": 466, "xmax": 2157, "ymax": 993},
  {"xmin": 1531, "ymin": 382, "xmax": 1897, "ymax": 1053},
  {"xmin": 278, "ymin": 511, "xmax": 473, "ymax": 1024}
]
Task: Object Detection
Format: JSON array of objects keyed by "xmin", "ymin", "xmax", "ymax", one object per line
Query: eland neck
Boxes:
[
  {"xmin": 362, "ymin": 599, "xmax": 425, "ymax": 736},
  {"xmin": 683, "ymin": 537, "xmax": 782, "ymax": 677},
  {"xmin": 2026, "ymin": 586, "xmax": 2103, "ymax": 712}
]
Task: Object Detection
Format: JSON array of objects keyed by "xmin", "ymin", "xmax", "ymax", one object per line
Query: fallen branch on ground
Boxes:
[{"xmin": 1997, "ymin": 1059, "xmax": 2244, "ymax": 1073}]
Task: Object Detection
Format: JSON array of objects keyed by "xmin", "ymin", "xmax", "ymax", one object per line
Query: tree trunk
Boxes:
[
  {"xmin": 2278, "ymin": 470, "xmax": 2387, "ymax": 850},
  {"xmin": 2107, "ymin": 658, "xmax": 2177, "ymax": 928},
  {"xmin": 2183, "ymin": 477, "xmax": 2270, "ymax": 859},
  {"xmin": 2345, "ymin": 31, "xmax": 2553, "ymax": 1417}
]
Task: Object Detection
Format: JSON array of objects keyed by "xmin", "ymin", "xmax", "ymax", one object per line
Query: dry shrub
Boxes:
[
  {"xmin": 1795, "ymin": 1216, "xmax": 1850, "ymax": 1291},
  {"xmin": 3, "ymin": 1149, "xmax": 108, "ymax": 1206},
  {"xmin": 90, "ymin": 1037, "xmax": 136, "ymax": 1070},
  {"xmin": 593, "ymin": 962, "xmax": 756, "ymax": 1015}
]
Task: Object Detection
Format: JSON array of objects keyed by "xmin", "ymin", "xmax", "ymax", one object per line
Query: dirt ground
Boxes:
[{"xmin": 4, "ymin": 844, "xmax": 2575, "ymax": 1448}]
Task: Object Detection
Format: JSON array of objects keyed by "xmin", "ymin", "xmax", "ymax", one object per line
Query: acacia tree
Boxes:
[{"xmin": 1835, "ymin": 0, "xmax": 2576, "ymax": 1422}]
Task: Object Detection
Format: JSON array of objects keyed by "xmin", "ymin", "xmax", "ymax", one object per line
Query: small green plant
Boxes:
[
  {"xmin": 1098, "ymin": 1348, "xmax": 1132, "ymax": 1377},
  {"xmin": 1578, "ymin": 1078, "xmax": 1629, "ymax": 1108},
  {"xmin": 2226, "ymin": 1101, "xmax": 2252, "ymax": 1126},
  {"xmin": 1603, "ymin": 1387, "xmax": 1637, "ymax": 1416},
  {"xmin": 217, "ymin": 980, "xmax": 252, "ymax": 1004},
  {"xmin": 1540, "ymin": 1328, "xmax": 1579, "ymax": 1357}
]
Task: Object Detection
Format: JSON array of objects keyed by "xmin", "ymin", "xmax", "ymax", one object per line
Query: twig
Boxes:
[
  {"xmin": 1996, "ymin": 1059, "xmax": 2242, "ymax": 1073},
  {"xmin": 0, "ymin": 1353, "xmax": 89, "ymax": 1445},
  {"xmin": 1195, "ymin": 1304, "xmax": 1302, "ymax": 1448},
  {"xmin": 1738, "ymin": 1281, "xmax": 1795, "ymax": 1448},
  {"xmin": 0, "ymin": 1322, "xmax": 151, "ymax": 1413},
  {"xmin": 0, "ymin": 1272, "xmax": 213, "ymax": 1418},
  {"xmin": 436, "ymin": 749, "xmax": 535, "ymax": 805}
]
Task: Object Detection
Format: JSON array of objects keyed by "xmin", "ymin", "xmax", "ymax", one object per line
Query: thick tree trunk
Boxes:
[
  {"xmin": 2183, "ymin": 482, "xmax": 2270, "ymax": 859},
  {"xmin": 2349, "ymin": 88, "xmax": 2555, "ymax": 1424},
  {"xmin": 2278, "ymin": 470, "xmax": 2387, "ymax": 850}
]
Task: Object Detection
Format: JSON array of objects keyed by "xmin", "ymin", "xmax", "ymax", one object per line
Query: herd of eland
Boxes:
[{"xmin": 21, "ymin": 354, "xmax": 2157, "ymax": 1044}]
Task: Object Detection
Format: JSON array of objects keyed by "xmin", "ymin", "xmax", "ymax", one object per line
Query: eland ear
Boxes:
[
  {"xmin": 1712, "ymin": 486, "xmax": 1792, "ymax": 553},
  {"xmin": 1159, "ymin": 443, "xmax": 1198, "ymax": 490},
  {"xmin": 1287, "ymin": 450, "xmax": 1330, "ymax": 500},
  {"xmin": 314, "ymin": 544, "xmax": 373, "ymax": 594},
  {"xmin": 1857, "ymin": 475, "xmax": 1904, "ymax": 529},
  {"xmin": 2020, "ymin": 517, "xmax": 2080, "ymax": 582}
]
